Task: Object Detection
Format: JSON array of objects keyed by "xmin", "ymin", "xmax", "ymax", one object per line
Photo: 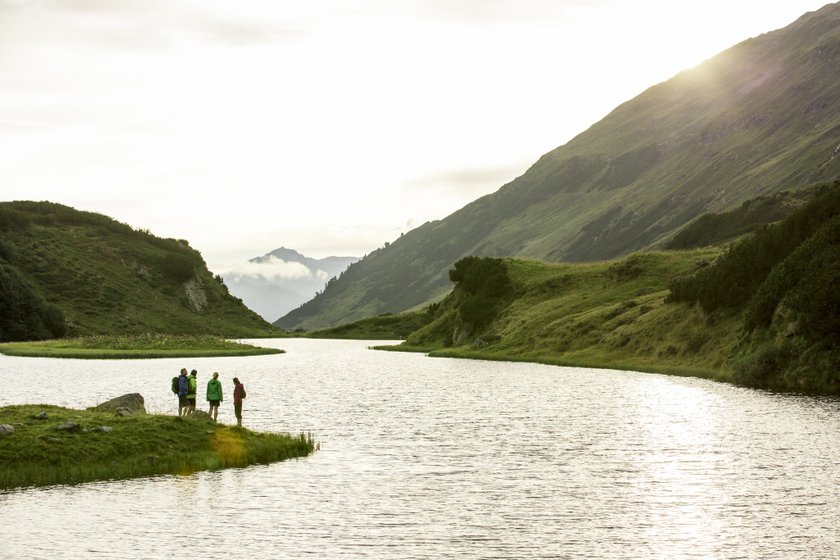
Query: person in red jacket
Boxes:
[{"xmin": 232, "ymin": 377, "xmax": 246, "ymax": 427}]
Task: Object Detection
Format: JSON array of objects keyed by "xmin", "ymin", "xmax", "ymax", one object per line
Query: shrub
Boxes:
[
  {"xmin": 732, "ymin": 344, "xmax": 792, "ymax": 389},
  {"xmin": 0, "ymin": 263, "xmax": 67, "ymax": 341},
  {"xmin": 161, "ymin": 252, "xmax": 196, "ymax": 283},
  {"xmin": 668, "ymin": 182, "xmax": 840, "ymax": 313},
  {"xmin": 448, "ymin": 257, "xmax": 513, "ymax": 332}
]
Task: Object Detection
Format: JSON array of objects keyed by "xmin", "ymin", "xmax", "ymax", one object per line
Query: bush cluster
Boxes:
[
  {"xmin": 0, "ymin": 263, "xmax": 66, "ymax": 342},
  {"xmin": 448, "ymin": 256, "xmax": 513, "ymax": 330},
  {"xmin": 667, "ymin": 182, "xmax": 840, "ymax": 314},
  {"xmin": 667, "ymin": 182, "xmax": 840, "ymax": 391}
]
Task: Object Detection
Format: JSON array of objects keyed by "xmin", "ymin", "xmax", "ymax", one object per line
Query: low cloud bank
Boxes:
[{"xmin": 220, "ymin": 256, "xmax": 329, "ymax": 283}]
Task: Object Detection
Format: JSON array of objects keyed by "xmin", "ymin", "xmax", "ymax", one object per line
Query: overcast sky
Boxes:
[{"xmin": 0, "ymin": 0, "xmax": 830, "ymax": 273}]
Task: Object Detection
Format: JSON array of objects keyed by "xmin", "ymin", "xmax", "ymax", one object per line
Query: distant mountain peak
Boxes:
[{"xmin": 225, "ymin": 246, "xmax": 358, "ymax": 322}]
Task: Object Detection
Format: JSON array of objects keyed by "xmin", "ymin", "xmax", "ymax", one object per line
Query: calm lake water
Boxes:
[{"xmin": 1, "ymin": 338, "xmax": 839, "ymax": 559}]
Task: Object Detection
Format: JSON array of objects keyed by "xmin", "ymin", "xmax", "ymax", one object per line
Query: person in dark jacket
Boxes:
[
  {"xmin": 206, "ymin": 372, "xmax": 223, "ymax": 422},
  {"xmin": 177, "ymin": 368, "xmax": 190, "ymax": 417},
  {"xmin": 233, "ymin": 377, "xmax": 246, "ymax": 427}
]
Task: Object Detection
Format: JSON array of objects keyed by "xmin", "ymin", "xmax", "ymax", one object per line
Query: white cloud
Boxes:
[{"xmin": 219, "ymin": 256, "xmax": 314, "ymax": 282}]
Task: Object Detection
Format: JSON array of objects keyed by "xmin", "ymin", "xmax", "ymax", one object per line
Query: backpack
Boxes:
[
  {"xmin": 171, "ymin": 376, "xmax": 179, "ymax": 395},
  {"xmin": 241, "ymin": 385, "xmax": 246, "ymax": 399}
]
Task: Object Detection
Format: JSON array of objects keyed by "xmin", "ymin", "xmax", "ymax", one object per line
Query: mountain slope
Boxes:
[
  {"xmin": 277, "ymin": 3, "xmax": 840, "ymax": 331},
  {"xmin": 0, "ymin": 201, "xmax": 279, "ymax": 341}
]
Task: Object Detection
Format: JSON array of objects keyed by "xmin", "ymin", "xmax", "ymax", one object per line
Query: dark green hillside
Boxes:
[
  {"xmin": 277, "ymin": 3, "xmax": 840, "ymax": 330},
  {"xmin": 668, "ymin": 182, "xmax": 840, "ymax": 391},
  {"xmin": 0, "ymin": 201, "xmax": 280, "ymax": 342},
  {"xmin": 665, "ymin": 185, "xmax": 821, "ymax": 249}
]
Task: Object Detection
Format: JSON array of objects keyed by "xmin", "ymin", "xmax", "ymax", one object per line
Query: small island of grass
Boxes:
[
  {"xmin": 0, "ymin": 334, "xmax": 284, "ymax": 359},
  {"xmin": 0, "ymin": 404, "xmax": 315, "ymax": 490}
]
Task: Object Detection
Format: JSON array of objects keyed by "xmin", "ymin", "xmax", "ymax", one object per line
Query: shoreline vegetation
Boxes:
[
  {"xmin": 375, "ymin": 343, "xmax": 725, "ymax": 382},
  {"xmin": 0, "ymin": 334, "xmax": 284, "ymax": 359},
  {"xmin": 0, "ymin": 404, "xmax": 315, "ymax": 490}
]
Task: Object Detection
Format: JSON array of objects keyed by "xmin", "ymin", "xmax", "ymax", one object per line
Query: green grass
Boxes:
[
  {"xmin": 0, "ymin": 334, "xmax": 284, "ymax": 359},
  {"xmin": 391, "ymin": 250, "xmax": 743, "ymax": 384},
  {"xmin": 0, "ymin": 404, "xmax": 315, "ymax": 490}
]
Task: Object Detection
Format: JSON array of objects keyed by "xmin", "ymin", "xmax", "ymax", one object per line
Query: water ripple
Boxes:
[{"xmin": 1, "ymin": 339, "xmax": 839, "ymax": 559}]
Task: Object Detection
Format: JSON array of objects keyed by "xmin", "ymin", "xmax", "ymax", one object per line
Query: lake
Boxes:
[{"xmin": 1, "ymin": 338, "xmax": 839, "ymax": 559}]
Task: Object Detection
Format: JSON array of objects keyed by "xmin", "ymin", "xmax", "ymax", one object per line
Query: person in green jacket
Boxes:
[
  {"xmin": 206, "ymin": 371, "xmax": 223, "ymax": 422},
  {"xmin": 187, "ymin": 369, "xmax": 198, "ymax": 415}
]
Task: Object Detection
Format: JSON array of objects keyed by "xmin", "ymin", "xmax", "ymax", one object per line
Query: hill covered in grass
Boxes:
[
  {"xmin": 386, "ymin": 182, "xmax": 840, "ymax": 394},
  {"xmin": 0, "ymin": 201, "xmax": 281, "ymax": 342},
  {"xmin": 277, "ymin": 3, "xmax": 840, "ymax": 331}
]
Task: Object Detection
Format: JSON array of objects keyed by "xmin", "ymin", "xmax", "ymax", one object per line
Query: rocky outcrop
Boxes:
[
  {"xmin": 89, "ymin": 393, "xmax": 146, "ymax": 415},
  {"xmin": 184, "ymin": 278, "xmax": 208, "ymax": 312}
]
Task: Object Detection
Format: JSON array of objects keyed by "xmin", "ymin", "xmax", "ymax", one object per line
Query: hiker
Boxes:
[
  {"xmin": 206, "ymin": 372, "xmax": 223, "ymax": 422},
  {"xmin": 187, "ymin": 369, "xmax": 198, "ymax": 415},
  {"xmin": 233, "ymin": 377, "xmax": 246, "ymax": 427},
  {"xmin": 177, "ymin": 368, "xmax": 190, "ymax": 417}
]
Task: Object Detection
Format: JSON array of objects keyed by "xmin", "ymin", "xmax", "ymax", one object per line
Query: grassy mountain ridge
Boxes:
[
  {"xmin": 277, "ymin": 3, "xmax": 840, "ymax": 330},
  {"xmin": 387, "ymin": 181, "xmax": 840, "ymax": 393},
  {"xmin": 0, "ymin": 201, "xmax": 280, "ymax": 341}
]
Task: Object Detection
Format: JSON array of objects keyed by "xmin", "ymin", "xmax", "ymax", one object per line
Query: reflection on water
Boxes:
[{"xmin": 1, "ymin": 339, "xmax": 839, "ymax": 559}]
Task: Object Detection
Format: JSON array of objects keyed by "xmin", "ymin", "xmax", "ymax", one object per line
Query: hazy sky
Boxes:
[{"xmin": 0, "ymin": 0, "xmax": 830, "ymax": 273}]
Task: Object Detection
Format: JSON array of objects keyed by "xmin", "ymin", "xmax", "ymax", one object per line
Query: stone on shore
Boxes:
[
  {"xmin": 56, "ymin": 421, "xmax": 81, "ymax": 432},
  {"xmin": 89, "ymin": 393, "xmax": 146, "ymax": 415}
]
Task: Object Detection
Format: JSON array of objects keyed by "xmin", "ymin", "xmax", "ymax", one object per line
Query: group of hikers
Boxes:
[{"xmin": 173, "ymin": 368, "xmax": 246, "ymax": 426}]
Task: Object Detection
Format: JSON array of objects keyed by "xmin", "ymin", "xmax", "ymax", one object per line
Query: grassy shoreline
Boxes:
[
  {"xmin": 375, "ymin": 343, "xmax": 727, "ymax": 382},
  {"xmin": 0, "ymin": 404, "xmax": 315, "ymax": 490},
  {"xmin": 0, "ymin": 334, "xmax": 284, "ymax": 359}
]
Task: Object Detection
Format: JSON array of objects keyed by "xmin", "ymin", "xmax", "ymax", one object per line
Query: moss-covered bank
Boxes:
[{"xmin": 0, "ymin": 404, "xmax": 314, "ymax": 490}]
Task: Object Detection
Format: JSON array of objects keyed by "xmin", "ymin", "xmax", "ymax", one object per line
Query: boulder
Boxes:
[
  {"xmin": 95, "ymin": 426, "xmax": 113, "ymax": 433},
  {"xmin": 35, "ymin": 411, "xmax": 48, "ymax": 420},
  {"xmin": 56, "ymin": 421, "xmax": 81, "ymax": 432},
  {"xmin": 189, "ymin": 410, "xmax": 213, "ymax": 420},
  {"xmin": 90, "ymin": 393, "xmax": 146, "ymax": 415},
  {"xmin": 0, "ymin": 424, "xmax": 14, "ymax": 435}
]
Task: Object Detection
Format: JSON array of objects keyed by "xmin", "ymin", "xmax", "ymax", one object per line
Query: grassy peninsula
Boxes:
[
  {"xmin": 0, "ymin": 334, "xmax": 283, "ymax": 359},
  {"xmin": 0, "ymin": 404, "xmax": 314, "ymax": 490},
  {"xmin": 372, "ymin": 183, "xmax": 840, "ymax": 394}
]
